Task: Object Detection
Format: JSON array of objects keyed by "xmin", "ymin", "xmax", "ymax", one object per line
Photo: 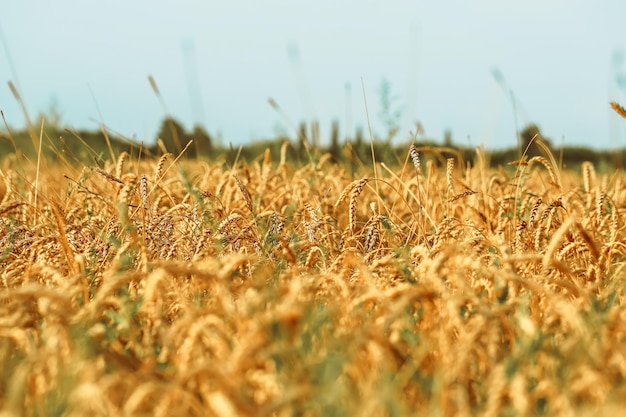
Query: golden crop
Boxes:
[{"xmin": 1, "ymin": 143, "xmax": 626, "ymax": 416}]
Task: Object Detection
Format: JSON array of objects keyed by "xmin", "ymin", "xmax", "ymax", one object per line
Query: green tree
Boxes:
[
  {"xmin": 191, "ymin": 125, "xmax": 213, "ymax": 157},
  {"xmin": 155, "ymin": 117, "xmax": 187, "ymax": 154},
  {"xmin": 329, "ymin": 120, "xmax": 341, "ymax": 163},
  {"xmin": 520, "ymin": 124, "xmax": 551, "ymax": 157}
]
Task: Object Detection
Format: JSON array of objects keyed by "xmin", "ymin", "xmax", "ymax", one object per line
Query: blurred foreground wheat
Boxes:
[{"xmin": 1, "ymin": 145, "xmax": 626, "ymax": 416}]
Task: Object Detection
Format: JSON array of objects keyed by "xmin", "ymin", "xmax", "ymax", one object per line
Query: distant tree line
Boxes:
[
  {"xmin": 0, "ymin": 116, "xmax": 624, "ymax": 172},
  {"xmin": 152, "ymin": 118, "xmax": 213, "ymax": 158}
]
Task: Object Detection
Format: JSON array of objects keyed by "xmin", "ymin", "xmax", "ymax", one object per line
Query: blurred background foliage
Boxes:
[{"xmin": 0, "ymin": 114, "xmax": 624, "ymax": 173}]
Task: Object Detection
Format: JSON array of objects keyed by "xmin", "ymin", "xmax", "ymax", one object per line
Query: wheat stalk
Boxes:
[
  {"xmin": 610, "ymin": 101, "xmax": 626, "ymax": 119},
  {"xmin": 95, "ymin": 167, "xmax": 124, "ymax": 185},
  {"xmin": 233, "ymin": 174, "xmax": 254, "ymax": 213}
]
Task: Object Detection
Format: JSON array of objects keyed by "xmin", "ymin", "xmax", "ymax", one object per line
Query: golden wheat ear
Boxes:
[{"xmin": 610, "ymin": 101, "xmax": 626, "ymax": 119}]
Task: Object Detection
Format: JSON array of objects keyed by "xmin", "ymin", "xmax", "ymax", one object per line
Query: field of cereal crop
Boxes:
[{"xmin": 2, "ymin": 134, "xmax": 626, "ymax": 416}]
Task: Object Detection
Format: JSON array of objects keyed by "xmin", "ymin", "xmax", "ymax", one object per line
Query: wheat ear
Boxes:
[
  {"xmin": 335, "ymin": 178, "xmax": 368, "ymax": 208},
  {"xmin": 115, "ymin": 151, "xmax": 129, "ymax": 179},
  {"xmin": 154, "ymin": 153, "xmax": 172, "ymax": 184},
  {"xmin": 527, "ymin": 156, "xmax": 558, "ymax": 187},
  {"xmin": 95, "ymin": 167, "xmax": 124, "ymax": 185},
  {"xmin": 233, "ymin": 174, "xmax": 253, "ymax": 213},
  {"xmin": 610, "ymin": 101, "xmax": 626, "ymax": 118},
  {"xmin": 409, "ymin": 144, "xmax": 424, "ymax": 215},
  {"xmin": 446, "ymin": 158, "xmax": 455, "ymax": 196},
  {"xmin": 349, "ymin": 179, "xmax": 368, "ymax": 233}
]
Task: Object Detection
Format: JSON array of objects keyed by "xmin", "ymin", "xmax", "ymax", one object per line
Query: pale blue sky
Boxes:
[{"xmin": 1, "ymin": 0, "xmax": 626, "ymax": 149}]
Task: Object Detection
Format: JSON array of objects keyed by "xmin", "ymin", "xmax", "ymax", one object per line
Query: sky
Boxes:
[{"xmin": 1, "ymin": 0, "xmax": 626, "ymax": 150}]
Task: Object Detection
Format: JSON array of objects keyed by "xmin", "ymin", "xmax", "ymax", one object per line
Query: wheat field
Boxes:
[{"xmin": 1, "ymin": 139, "xmax": 626, "ymax": 416}]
